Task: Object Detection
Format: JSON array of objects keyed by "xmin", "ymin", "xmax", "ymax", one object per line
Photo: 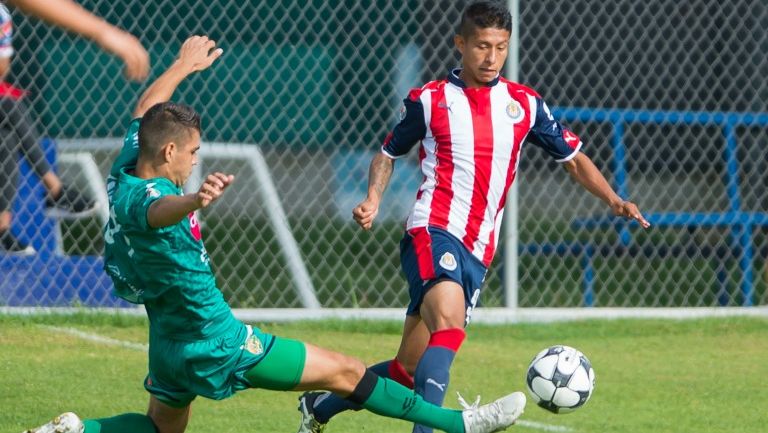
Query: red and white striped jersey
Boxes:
[{"xmin": 382, "ymin": 69, "xmax": 582, "ymax": 267}]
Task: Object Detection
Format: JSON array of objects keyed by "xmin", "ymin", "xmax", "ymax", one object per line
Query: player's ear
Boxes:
[
  {"xmin": 163, "ymin": 142, "xmax": 176, "ymax": 163},
  {"xmin": 454, "ymin": 34, "xmax": 465, "ymax": 55}
]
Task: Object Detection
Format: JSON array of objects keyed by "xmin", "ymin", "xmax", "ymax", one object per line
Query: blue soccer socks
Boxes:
[{"xmin": 412, "ymin": 328, "xmax": 466, "ymax": 433}]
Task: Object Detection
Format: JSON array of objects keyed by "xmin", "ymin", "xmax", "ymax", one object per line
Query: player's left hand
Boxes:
[
  {"xmin": 611, "ymin": 200, "xmax": 650, "ymax": 228},
  {"xmin": 195, "ymin": 172, "xmax": 234, "ymax": 208}
]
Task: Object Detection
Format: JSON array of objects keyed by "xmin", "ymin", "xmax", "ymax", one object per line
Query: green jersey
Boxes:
[{"xmin": 103, "ymin": 119, "xmax": 237, "ymax": 340}]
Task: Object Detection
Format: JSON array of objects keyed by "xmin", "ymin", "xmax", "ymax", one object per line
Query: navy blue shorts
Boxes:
[{"xmin": 400, "ymin": 226, "xmax": 487, "ymax": 325}]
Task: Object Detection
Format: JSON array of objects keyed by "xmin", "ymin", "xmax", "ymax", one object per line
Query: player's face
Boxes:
[
  {"xmin": 169, "ymin": 130, "xmax": 201, "ymax": 186},
  {"xmin": 455, "ymin": 26, "xmax": 510, "ymax": 88}
]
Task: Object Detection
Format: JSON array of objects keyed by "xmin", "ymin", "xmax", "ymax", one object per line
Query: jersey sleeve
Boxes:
[
  {"xmin": 527, "ymin": 97, "xmax": 582, "ymax": 162},
  {"xmin": 0, "ymin": 4, "xmax": 14, "ymax": 59},
  {"xmin": 108, "ymin": 119, "xmax": 141, "ymax": 177},
  {"xmin": 381, "ymin": 95, "xmax": 427, "ymax": 159},
  {"xmin": 106, "ymin": 118, "xmax": 141, "ymax": 200},
  {"xmin": 127, "ymin": 178, "xmax": 179, "ymax": 232}
]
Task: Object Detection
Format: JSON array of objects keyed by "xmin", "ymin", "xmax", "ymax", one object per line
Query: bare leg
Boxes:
[
  {"xmin": 294, "ymin": 342, "xmax": 367, "ymax": 395},
  {"xmin": 0, "ymin": 210, "xmax": 10, "ymax": 231},
  {"xmin": 395, "ymin": 314, "xmax": 431, "ymax": 374},
  {"xmin": 41, "ymin": 171, "xmax": 63, "ymax": 200},
  {"xmin": 419, "ymin": 280, "xmax": 466, "ymax": 332},
  {"xmin": 146, "ymin": 396, "xmax": 191, "ymax": 433}
]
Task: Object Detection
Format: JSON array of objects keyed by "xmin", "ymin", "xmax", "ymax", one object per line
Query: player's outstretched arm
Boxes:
[
  {"xmin": 564, "ymin": 152, "xmax": 650, "ymax": 228},
  {"xmin": 132, "ymin": 35, "xmax": 223, "ymax": 118},
  {"xmin": 7, "ymin": 0, "xmax": 149, "ymax": 81},
  {"xmin": 352, "ymin": 152, "xmax": 394, "ymax": 230},
  {"xmin": 147, "ymin": 173, "xmax": 234, "ymax": 229}
]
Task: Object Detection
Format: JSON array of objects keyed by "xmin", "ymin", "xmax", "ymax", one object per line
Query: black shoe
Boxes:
[
  {"xmin": 0, "ymin": 230, "xmax": 35, "ymax": 256},
  {"xmin": 297, "ymin": 392, "xmax": 329, "ymax": 433},
  {"xmin": 45, "ymin": 186, "xmax": 97, "ymax": 218}
]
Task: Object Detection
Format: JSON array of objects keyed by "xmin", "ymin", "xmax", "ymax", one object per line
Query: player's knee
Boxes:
[
  {"xmin": 329, "ymin": 352, "xmax": 367, "ymax": 393},
  {"xmin": 146, "ymin": 397, "xmax": 189, "ymax": 433}
]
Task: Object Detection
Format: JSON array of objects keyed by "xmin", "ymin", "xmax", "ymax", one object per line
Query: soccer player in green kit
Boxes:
[{"xmin": 24, "ymin": 35, "xmax": 526, "ymax": 433}]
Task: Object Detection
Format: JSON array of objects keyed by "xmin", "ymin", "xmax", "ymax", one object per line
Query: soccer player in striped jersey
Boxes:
[
  {"xmin": 297, "ymin": 2, "xmax": 650, "ymax": 433},
  {"xmin": 24, "ymin": 35, "xmax": 526, "ymax": 433}
]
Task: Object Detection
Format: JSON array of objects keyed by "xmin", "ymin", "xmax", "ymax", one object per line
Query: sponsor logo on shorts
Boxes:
[{"xmin": 439, "ymin": 252, "xmax": 457, "ymax": 271}]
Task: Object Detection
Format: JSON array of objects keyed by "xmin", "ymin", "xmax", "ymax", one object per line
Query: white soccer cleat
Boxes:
[
  {"xmin": 23, "ymin": 412, "xmax": 84, "ymax": 433},
  {"xmin": 461, "ymin": 392, "xmax": 526, "ymax": 433}
]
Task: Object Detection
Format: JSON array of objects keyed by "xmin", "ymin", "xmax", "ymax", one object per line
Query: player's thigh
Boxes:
[
  {"xmin": 420, "ymin": 279, "xmax": 467, "ymax": 331},
  {"xmin": 294, "ymin": 342, "xmax": 366, "ymax": 395},
  {"xmin": 242, "ymin": 337, "xmax": 364, "ymax": 395},
  {"xmin": 242, "ymin": 335, "xmax": 305, "ymax": 391},
  {"xmin": 146, "ymin": 395, "xmax": 191, "ymax": 433}
]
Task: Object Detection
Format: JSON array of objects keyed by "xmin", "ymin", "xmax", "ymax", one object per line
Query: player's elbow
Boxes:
[{"xmin": 132, "ymin": 99, "xmax": 152, "ymax": 119}]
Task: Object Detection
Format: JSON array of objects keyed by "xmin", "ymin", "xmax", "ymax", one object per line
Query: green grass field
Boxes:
[{"xmin": 2, "ymin": 314, "xmax": 767, "ymax": 433}]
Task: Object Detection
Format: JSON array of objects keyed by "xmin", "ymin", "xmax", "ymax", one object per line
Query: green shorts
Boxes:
[{"xmin": 145, "ymin": 323, "xmax": 306, "ymax": 407}]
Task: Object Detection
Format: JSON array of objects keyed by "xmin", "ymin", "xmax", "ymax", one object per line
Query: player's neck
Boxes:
[
  {"xmin": 458, "ymin": 70, "xmax": 485, "ymax": 89},
  {"xmin": 134, "ymin": 159, "xmax": 169, "ymax": 181}
]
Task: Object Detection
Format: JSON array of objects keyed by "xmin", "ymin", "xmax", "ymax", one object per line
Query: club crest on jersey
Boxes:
[
  {"xmin": 506, "ymin": 100, "xmax": 524, "ymax": 123},
  {"xmin": 439, "ymin": 252, "xmax": 457, "ymax": 271}
]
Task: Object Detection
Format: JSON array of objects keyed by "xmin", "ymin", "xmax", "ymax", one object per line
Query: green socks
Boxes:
[
  {"xmin": 352, "ymin": 371, "xmax": 465, "ymax": 433},
  {"xmin": 83, "ymin": 413, "xmax": 157, "ymax": 433}
]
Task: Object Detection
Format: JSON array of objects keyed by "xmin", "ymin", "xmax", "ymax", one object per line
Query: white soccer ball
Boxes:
[{"xmin": 525, "ymin": 345, "xmax": 595, "ymax": 414}]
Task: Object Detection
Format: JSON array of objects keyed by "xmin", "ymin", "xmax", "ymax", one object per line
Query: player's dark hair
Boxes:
[
  {"xmin": 138, "ymin": 102, "xmax": 201, "ymax": 157},
  {"xmin": 459, "ymin": 1, "xmax": 512, "ymax": 37}
]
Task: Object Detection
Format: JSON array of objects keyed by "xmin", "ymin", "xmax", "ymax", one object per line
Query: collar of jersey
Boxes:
[
  {"xmin": 448, "ymin": 68, "xmax": 500, "ymax": 88},
  {"xmin": 119, "ymin": 167, "xmax": 181, "ymax": 191}
]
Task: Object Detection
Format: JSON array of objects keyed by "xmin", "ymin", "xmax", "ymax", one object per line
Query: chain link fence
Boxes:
[{"xmin": 2, "ymin": 0, "xmax": 767, "ymax": 308}]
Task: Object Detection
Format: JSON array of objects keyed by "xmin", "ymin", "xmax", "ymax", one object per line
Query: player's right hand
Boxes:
[
  {"xmin": 353, "ymin": 198, "xmax": 379, "ymax": 230},
  {"xmin": 177, "ymin": 35, "xmax": 224, "ymax": 73},
  {"xmin": 95, "ymin": 26, "xmax": 150, "ymax": 81},
  {"xmin": 195, "ymin": 172, "xmax": 235, "ymax": 209}
]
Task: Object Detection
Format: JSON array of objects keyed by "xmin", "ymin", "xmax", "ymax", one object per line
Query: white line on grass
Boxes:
[
  {"xmin": 43, "ymin": 325, "xmax": 148, "ymax": 352},
  {"xmin": 516, "ymin": 420, "xmax": 576, "ymax": 432}
]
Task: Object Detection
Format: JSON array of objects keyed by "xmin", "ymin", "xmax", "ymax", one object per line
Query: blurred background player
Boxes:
[
  {"xmin": 296, "ymin": 2, "xmax": 650, "ymax": 433},
  {"xmin": 24, "ymin": 35, "xmax": 527, "ymax": 433},
  {"xmin": 0, "ymin": 0, "xmax": 149, "ymax": 254}
]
